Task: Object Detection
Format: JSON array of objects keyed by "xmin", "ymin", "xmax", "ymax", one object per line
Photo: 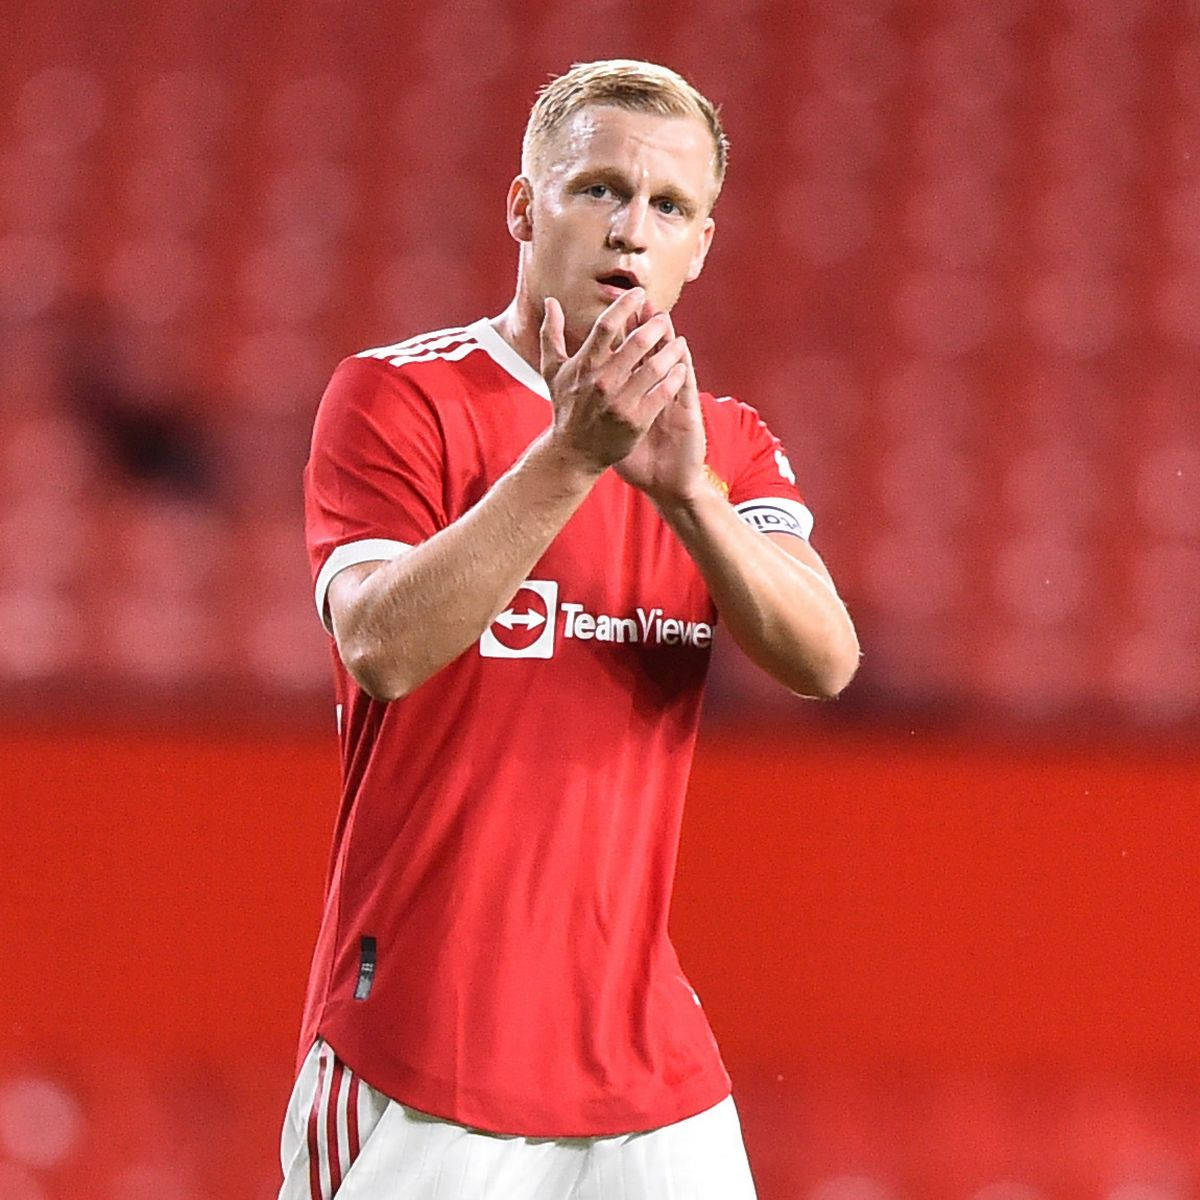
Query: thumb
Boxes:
[{"xmin": 539, "ymin": 297, "xmax": 567, "ymax": 382}]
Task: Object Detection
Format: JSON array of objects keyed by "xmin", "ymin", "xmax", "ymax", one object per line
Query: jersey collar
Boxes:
[{"xmin": 469, "ymin": 318, "xmax": 552, "ymax": 403}]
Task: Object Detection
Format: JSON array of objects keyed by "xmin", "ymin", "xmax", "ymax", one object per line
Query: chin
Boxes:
[{"xmin": 563, "ymin": 302, "xmax": 606, "ymax": 347}]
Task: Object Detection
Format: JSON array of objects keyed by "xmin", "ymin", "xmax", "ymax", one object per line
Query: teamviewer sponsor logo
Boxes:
[
  {"xmin": 479, "ymin": 578, "xmax": 714, "ymax": 660},
  {"xmin": 479, "ymin": 580, "xmax": 559, "ymax": 659}
]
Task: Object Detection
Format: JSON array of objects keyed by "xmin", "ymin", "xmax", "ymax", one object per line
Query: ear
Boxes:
[
  {"xmin": 506, "ymin": 175, "xmax": 534, "ymax": 243},
  {"xmin": 684, "ymin": 216, "xmax": 716, "ymax": 283}
]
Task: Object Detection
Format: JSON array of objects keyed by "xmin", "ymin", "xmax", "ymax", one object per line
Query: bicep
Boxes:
[{"xmin": 305, "ymin": 358, "xmax": 447, "ymax": 629}]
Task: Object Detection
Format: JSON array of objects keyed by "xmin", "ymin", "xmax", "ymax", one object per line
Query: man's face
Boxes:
[{"xmin": 513, "ymin": 105, "xmax": 717, "ymax": 348}]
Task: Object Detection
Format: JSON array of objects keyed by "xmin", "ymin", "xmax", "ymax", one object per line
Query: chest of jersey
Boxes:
[{"xmin": 430, "ymin": 362, "xmax": 717, "ymax": 669}]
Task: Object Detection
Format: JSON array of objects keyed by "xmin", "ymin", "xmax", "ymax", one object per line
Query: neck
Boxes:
[
  {"xmin": 489, "ymin": 296, "xmax": 540, "ymax": 373},
  {"xmin": 490, "ymin": 257, "xmax": 544, "ymax": 373}
]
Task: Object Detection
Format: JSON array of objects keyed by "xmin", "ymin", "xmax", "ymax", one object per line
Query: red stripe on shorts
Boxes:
[
  {"xmin": 346, "ymin": 1074, "xmax": 361, "ymax": 1162},
  {"xmin": 307, "ymin": 1053, "xmax": 328, "ymax": 1200},
  {"xmin": 326, "ymin": 1060, "xmax": 345, "ymax": 1194}
]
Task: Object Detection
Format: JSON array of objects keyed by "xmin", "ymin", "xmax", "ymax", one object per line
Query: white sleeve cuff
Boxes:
[
  {"xmin": 314, "ymin": 537, "xmax": 413, "ymax": 633},
  {"xmin": 733, "ymin": 497, "xmax": 814, "ymax": 540}
]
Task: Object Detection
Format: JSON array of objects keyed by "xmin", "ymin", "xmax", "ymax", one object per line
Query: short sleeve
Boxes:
[
  {"xmin": 304, "ymin": 356, "xmax": 446, "ymax": 631},
  {"xmin": 719, "ymin": 397, "xmax": 814, "ymax": 541}
]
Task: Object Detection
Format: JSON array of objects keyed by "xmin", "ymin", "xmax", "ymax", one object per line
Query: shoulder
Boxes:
[
  {"xmin": 698, "ymin": 387, "xmax": 806, "ymax": 517},
  {"xmin": 319, "ymin": 323, "xmax": 492, "ymax": 417},
  {"xmin": 337, "ymin": 324, "xmax": 486, "ymax": 390},
  {"xmin": 352, "ymin": 323, "xmax": 481, "ymax": 372},
  {"xmin": 699, "ymin": 389, "xmax": 782, "ymax": 448}
]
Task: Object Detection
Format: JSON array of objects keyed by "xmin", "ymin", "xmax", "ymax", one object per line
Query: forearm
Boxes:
[
  {"xmin": 334, "ymin": 431, "xmax": 600, "ymax": 699},
  {"xmin": 657, "ymin": 484, "xmax": 860, "ymax": 698}
]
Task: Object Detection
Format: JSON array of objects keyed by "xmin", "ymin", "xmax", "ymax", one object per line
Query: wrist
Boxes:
[
  {"xmin": 526, "ymin": 429, "xmax": 607, "ymax": 492},
  {"xmin": 647, "ymin": 468, "xmax": 721, "ymax": 522}
]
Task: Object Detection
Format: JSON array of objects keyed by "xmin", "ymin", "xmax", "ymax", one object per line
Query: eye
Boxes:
[
  {"xmin": 583, "ymin": 183, "xmax": 609, "ymax": 199},
  {"xmin": 656, "ymin": 198, "xmax": 678, "ymax": 215}
]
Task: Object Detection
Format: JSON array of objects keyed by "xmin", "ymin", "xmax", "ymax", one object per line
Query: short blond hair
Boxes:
[{"xmin": 522, "ymin": 59, "xmax": 729, "ymax": 203}]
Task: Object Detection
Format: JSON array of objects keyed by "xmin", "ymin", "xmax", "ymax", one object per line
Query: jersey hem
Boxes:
[
  {"xmin": 316, "ymin": 1023, "xmax": 733, "ymax": 1139},
  {"xmin": 313, "ymin": 537, "xmax": 414, "ymax": 633}
]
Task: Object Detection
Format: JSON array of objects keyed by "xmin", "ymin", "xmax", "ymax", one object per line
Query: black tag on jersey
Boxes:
[{"xmin": 354, "ymin": 936, "xmax": 377, "ymax": 1000}]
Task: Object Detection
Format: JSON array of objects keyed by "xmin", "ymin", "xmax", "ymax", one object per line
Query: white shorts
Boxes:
[{"xmin": 279, "ymin": 1040, "xmax": 758, "ymax": 1200}]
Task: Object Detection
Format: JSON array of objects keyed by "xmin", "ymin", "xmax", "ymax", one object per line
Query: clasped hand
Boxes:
[{"xmin": 539, "ymin": 289, "xmax": 706, "ymax": 504}]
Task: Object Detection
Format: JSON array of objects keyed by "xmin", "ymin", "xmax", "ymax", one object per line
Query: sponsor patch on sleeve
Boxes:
[{"xmin": 734, "ymin": 497, "xmax": 814, "ymax": 540}]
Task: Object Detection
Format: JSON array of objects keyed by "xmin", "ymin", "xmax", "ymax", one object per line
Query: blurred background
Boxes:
[{"xmin": 2, "ymin": 0, "xmax": 1198, "ymax": 1198}]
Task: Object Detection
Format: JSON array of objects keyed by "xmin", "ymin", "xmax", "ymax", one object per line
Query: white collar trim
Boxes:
[{"xmin": 468, "ymin": 318, "xmax": 551, "ymax": 402}]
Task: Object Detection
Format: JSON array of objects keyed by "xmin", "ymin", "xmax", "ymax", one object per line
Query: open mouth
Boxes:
[{"xmin": 597, "ymin": 272, "xmax": 639, "ymax": 291}]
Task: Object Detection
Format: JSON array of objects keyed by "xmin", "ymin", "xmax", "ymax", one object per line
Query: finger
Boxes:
[
  {"xmin": 602, "ymin": 312, "xmax": 674, "ymax": 381},
  {"xmin": 626, "ymin": 337, "xmax": 688, "ymax": 402},
  {"xmin": 539, "ymin": 297, "xmax": 567, "ymax": 381},
  {"xmin": 638, "ymin": 360, "xmax": 689, "ymax": 419},
  {"xmin": 577, "ymin": 288, "xmax": 646, "ymax": 367},
  {"xmin": 635, "ymin": 308, "xmax": 674, "ymax": 354},
  {"xmin": 676, "ymin": 337, "xmax": 699, "ymax": 408},
  {"xmin": 625, "ymin": 295, "xmax": 648, "ymax": 341},
  {"xmin": 650, "ymin": 312, "xmax": 677, "ymax": 357}
]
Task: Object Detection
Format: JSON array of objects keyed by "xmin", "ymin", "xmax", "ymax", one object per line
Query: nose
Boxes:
[{"xmin": 606, "ymin": 197, "xmax": 649, "ymax": 254}]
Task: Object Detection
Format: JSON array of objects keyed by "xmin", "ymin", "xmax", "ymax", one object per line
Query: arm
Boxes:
[
  {"xmin": 327, "ymin": 438, "xmax": 598, "ymax": 700},
  {"xmin": 656, "ymin": 492, "xmax": 859, "ymax": 698},
  {"xmin": 616, "ymin": 339, "xmax": 859, "ymax": 699},
  {"xmin": 327, "ymin": 289, "xmax": 688, "ymax": 701}
]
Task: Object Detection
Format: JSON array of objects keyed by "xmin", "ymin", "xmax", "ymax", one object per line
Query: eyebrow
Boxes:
[{"xmin": 568, "ymin": 166, "xmax": 701, "ymax": 220}]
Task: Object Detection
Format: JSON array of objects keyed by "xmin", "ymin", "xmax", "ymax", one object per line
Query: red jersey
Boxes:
[{"xmin": 301, "ymin": 319, "xmax": 812, "ymax": 1137}]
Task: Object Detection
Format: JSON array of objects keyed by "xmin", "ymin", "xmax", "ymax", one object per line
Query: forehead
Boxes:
[{"xmin": 543, "ymin": 104, "xmax": 718, "ymax": 198}]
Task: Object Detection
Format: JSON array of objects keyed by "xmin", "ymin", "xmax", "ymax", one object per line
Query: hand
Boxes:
[
  {"xmin": 539, "ymin": 291, "xmax": 689, "ymax": 474},
  {"xmin": 614, "ymin": 333, "xmax": 706, "ymax": 504}
]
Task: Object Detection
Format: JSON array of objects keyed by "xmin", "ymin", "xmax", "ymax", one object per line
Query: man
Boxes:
[{"xmin": 281, "ymin": 59, "xmax": 859, "ymax": 1200}]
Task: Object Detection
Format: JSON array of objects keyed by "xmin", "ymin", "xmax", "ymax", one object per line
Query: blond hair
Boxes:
[{"xmin": 522, "ymin": 59, "xmax": 729, "ymax": 203}]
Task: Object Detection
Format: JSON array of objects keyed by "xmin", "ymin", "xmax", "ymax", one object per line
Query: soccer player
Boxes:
[{"xmin": 281, "ymin": 59, "xmax": 859, "ymax": 1199}]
